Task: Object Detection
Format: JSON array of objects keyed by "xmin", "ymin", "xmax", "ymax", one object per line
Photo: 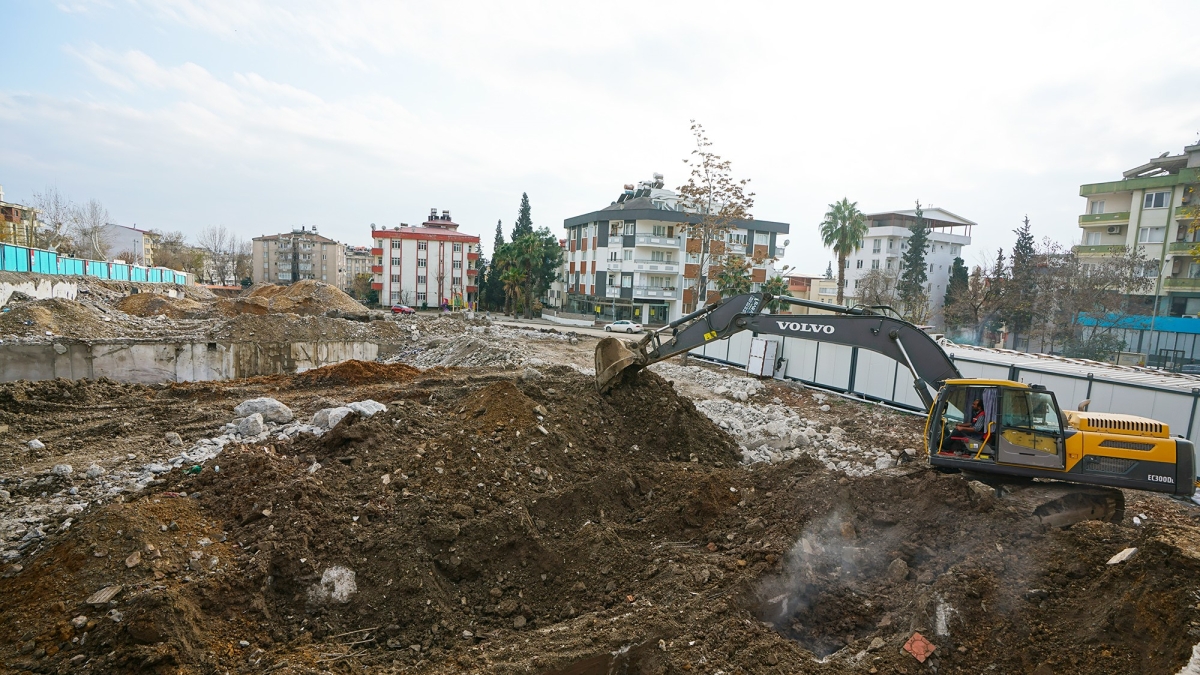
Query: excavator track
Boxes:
[{"xmin": 965, "ymin": 473, "xmax": 1125, "ymax": 528}]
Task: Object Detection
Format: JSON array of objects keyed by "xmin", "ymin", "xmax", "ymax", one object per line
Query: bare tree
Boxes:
[
  {"xmin": 196, "ymin": 225, "xmax": 249, "ymax": 285},
  {"xmin": 855, "ymin": 268, "xmax": 900, "ymax": 309},
  {"xmin": 70, "ymin": 199, "xmax": 113, "ymax": 260},
  {"xmin": 677, "ymin": 121, "xmax": 755, "ymax": 310},
  {"xmin": 30, "ymin": 186, "xmax": 77, "ymax": 253},
  {"xmin": 150, "ymin": 230, "xmax": 206, "ymax": 276}
]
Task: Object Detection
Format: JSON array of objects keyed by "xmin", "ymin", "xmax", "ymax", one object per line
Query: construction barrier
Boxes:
[{"xmin": 0, "ymin": 243, "xmax": 192, "ymax": 285}]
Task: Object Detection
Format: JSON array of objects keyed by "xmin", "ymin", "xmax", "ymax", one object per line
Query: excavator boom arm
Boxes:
[{"xmin": 596, "ymin": 293, "xmax": 961, "ymax": 409}]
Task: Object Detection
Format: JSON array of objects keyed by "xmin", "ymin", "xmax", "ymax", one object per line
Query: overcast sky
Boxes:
[{"xmin": 3, "ymin": 1, "xmax": 1199, "ymax": 275}]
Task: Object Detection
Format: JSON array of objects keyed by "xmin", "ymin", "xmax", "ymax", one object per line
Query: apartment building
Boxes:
[
  {"xmin": 370, "ymin": 209, "xmax": 480, "ymax": 308},
  {"xmin": 561, "ymin": 175, "xmax": 789, "ymax": 325},
  {"xmin": 843, "ymin": 207, "xmax": 974, "ymax": 319},
  {"xmin": 1076, "ymin": 142, "xmax": 1200, "ymax": 317},
  {"xmin": 782, "ymin": 273, "xmax": 841, "ymax": 313},
  {"xmin": 0, "ymin": 186, "xmax": 39, "ymax": 248},
  {"xmin": 251, "ymin": 226, "xmax": 347, "ymax": 287},
  {"xmin": 103, "ymin": 223, "xmax": 156, "ymax": 266},
  {"xmin": 344, "ymin": 245, "xmax": 373, "ymax": 290}
]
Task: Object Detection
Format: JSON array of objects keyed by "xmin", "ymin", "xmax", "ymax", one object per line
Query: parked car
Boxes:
[
  {"xmin": 391, "ymin": 304, "xmax": 416, "ymax": 315},
  {"xmin": 605, "ymin": 320, "xmax": 643, "ymax": 334}
]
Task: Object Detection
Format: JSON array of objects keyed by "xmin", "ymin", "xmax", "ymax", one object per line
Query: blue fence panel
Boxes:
[
  {"xmin": 35, "ymin": 250, "xmax": 57, "ymax": 274},
  {"xmin": 148, "ymin": 268, "xmax": 162, "ymax": 283},
  {"xmin": 3, "ymin": 244, "xmax": 187, "ymax": 284},
  {"xmin": 131, "ymin": 267, "xmax": 147, "ymax": 282},
  {"xmin": 1, "ymin": 245, "xmax": 17, "ymax": 271},
  {"xmin": 110, "ymin": 263, "xmax": 129, "ymax": 281}
]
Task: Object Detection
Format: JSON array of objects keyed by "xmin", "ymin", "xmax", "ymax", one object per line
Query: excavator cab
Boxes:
[{"xmin": 930, "ymin": 380, "xmax": 1073, "ymax": 471}]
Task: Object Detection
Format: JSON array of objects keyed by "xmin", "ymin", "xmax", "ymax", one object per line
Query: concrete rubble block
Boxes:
[
  {"xmin": 233, "ymin": 397, "xmax": 294, "ymax": 424},
  {"xmin": 27, "ymin": 439, "xmax": 45, "ymax": 451},
  {"xmin": 875, "ymin": 456, "xmax": 897, "ymax": 470},
  {"xmin": 347, "ymin": 400, "xmax": 387, "ymax": 417},
  {"xmin": 164, "ymin": 432, "xmax": 184, "ymax": 447},
  {"xmin": 1107, "ymin": 547, "xmax": 1138, "ymax": 565},
  {"xmin": 237, "ymin": 413, "xmax": 264, "ymax": 437},
  {"xmin": 86, "ymin": 464, "xmax": 106, "ymax": 479},
  {"xmin": 314, "ymin": 407, "xmax": 354, "ymax": 429},
  {"xmin": 307, "ymin": 566, "xmax": 357, "ymax": 605},
  {"xmin": 52, "ymin": 464, "xmax": 73, "ymax": 477}
]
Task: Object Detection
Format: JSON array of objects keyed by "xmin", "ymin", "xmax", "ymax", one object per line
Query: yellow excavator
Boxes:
[{"xmin": 596, "ymin": 293, "xmax": 1196, "ymax": 526}]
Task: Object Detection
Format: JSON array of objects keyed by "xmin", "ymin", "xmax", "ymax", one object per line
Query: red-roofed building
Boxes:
[{"xmin": 371, "ymin": 209, "xmax": 481, "ymax": 308}]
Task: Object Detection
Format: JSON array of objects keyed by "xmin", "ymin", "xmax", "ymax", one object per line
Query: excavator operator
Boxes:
[{"xmin": 947, "ymin": 399, "xmax": 986, "ymax": 455}]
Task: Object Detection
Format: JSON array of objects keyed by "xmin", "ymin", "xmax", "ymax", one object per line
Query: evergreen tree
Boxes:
[
  {"xmin": 824, "ymin": 261, "xmax": 833, "ymax": 280},
  {"xmin": 483, "ymin": 219, "xmax": 506, "ymax": 311},
  {"xmin": 493, "ymin": 219, "xmax": 504, "ymax": 252},
  {"xmin": 897, "ymin": 200, "xmax": 931, "ymax": 322},
  {"xmin": 942, "ymin": 256, "xmax": 969, "ymax": 329},
  {"xmin": 1006, "ymin": 216, "xmax": 1037, "ymax": 345},
  {"xmin": 512, "ymin": 193, "xmax": 533, "ymax": 240}
]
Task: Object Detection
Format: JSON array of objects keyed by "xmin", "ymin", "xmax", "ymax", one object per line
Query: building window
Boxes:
[
  {"xmin": 453, "ymin": 243, "xmax": 462, "ymax": 252},
  {"xmin": 888, "ymin": 239, "xmax": 895, "ymax": 250},
  {"xmin": 391, "ymin": 257, "xmax": 400, "ymax": 266},
  {"xmin": 885, "ymin": 259, "xmax": 893, "ymax": 269},
  {"xmin": 1090, "ymin": 200, "xmax": 1105, "ymax": 215},
  {"xmin": 390, "ymin": 291, "xmax": 400, "ymax": 303},
  {"xmin": 417, "ymin": 258, "xmax": 427, "ymax": 268},
  {"xmin": 623, "ymin": 222, "xmax": 636, "ymax": 236},
  {"xmin": 872, "ymin": 240, "xmax": 881, "ymax": 253},
  {"xmin": 950, "ymin": 244, "xmax": 960, "ymax": 255},
  {"xmin": 651, "ymin": 251, "xmax": 665, "ymax": 262},
  {"xmin": 609, "ymin": 251, "xmax": 618, "ymax": 261},
  {"xmin": 653, "ymin": 225, "xmax": 667, "ymax": 236},
  {"xmin": 845, "ymin": 259, "xmax": 850, "ymax": 269},
  {"xmin": 856, "ymin": 259, "xmax": 863, "ymax": 269},
  {"xmin": 417, "ymin": 292, "xmax": 426, "ymax": 303},
  {"xmin": 624, "ymin": 250, "xmax": 633, "ymax": 261},
  {"xmin": 390, "ymin": 274, "xmax": 399, "ymax": 283},
  {"xmin": 1138, "ymin": 226, "xmax": 1165, "ymax": 244},
  {"xmin": 453, "ymin": 260, "xmax": 462, "ymax": 269},
  {"xmin": 417, "ymin": 275, "xmax": 426, "ymax": 284},
  {"xmin": 871, "ymin": 259, "xmax": 880, "ymax": 270},
  {"xmin": 728, "ymin": 232, "xmax": 747, "ymax": 245},
  {"xmin": 1085, "ymin": 231, "xmax": 1102, "ymax": 245},
  {"xmin": 754, "ymin": 232, "xmax": 769, "ymax": 246},
  {"xmin": 417, "ymin": 241, "xmax": 428, "ymax": 250},
  {"xmin": 1144, "ymin": 191, "xmax": 1170, "ymax": 209}
]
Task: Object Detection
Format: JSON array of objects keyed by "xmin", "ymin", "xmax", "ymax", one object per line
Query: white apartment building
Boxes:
[
  {"xmin": 561, "ymin": 175, "xmax": 789, "ymax": 324},
  {"xmin": 370, "ymin": 209, "xmax": 480, "ymax": 308},
  {"xmin": 251, "ymin": 226, "xmax": 347, "ymax": 287},
  {"xmin": 103, "ymin": 223, "xmax": 156, "ymax": 266},
  {"xmin": 844, "ymin": 207, "xmax": 974, "ymax": 320},
  {"xmin": 344, "ymin": 245, "xmax": 373, "ymax": 291}
]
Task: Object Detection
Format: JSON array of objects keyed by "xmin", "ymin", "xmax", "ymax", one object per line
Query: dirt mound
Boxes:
[
  {"xmin": 4, "ymin": 366, "xmax": 1200, "ymax": 674},
  {"xmin": 114, "ymin": 293, "xmax": 205, "ymax": 319},
  {"xmin": 235, "ymin": 280, "xmax": 366, "ymax": 316},
  {"xmin": 296, "ymin": 359, "xmax": 422, "ymax": 386},
  {"xmin": 214, "ymin": 296, "xmax": 270, "ymax": 316},
  {"xmin": 0, "ymin": 298, "xmax": 122, "ymax": 339}
]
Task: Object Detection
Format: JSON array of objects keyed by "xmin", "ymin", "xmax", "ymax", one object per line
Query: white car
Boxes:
[{"xmin": 605, "ymin": 320, "xmax": 643, "ymax": 334}]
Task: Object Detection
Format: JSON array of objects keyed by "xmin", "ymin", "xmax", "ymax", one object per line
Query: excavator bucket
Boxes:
[{"xmin": 595, "ymin": 336, "xmax": 648, "ymax": 392}]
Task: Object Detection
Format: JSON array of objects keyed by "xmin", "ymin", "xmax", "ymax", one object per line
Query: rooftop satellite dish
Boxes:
[{"xmin": 784, "ymin": 239, "xmax": 790, "ymax": 246}]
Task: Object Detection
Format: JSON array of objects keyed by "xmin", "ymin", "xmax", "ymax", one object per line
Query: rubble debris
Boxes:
[
  {"xmin": 1107, "ymin": 547, "xmax": 1139, "ymax": 565},
  {"xmin": 903, "ymin": 632, "xmax": 936, "ymax": 663},
  {"xmin": 233, "ymin": 397, "xmax": 293, "ymax": 424}
]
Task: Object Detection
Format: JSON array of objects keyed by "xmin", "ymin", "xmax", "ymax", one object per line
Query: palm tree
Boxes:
[
  {"xmin": 761, "ymin": 275, "xmax": 792, "ymax": 312},
  {"xmin": 500, "ymin": 266, "xmax": 526, "ymax": 316},
  {"xmin": 714, "ymin": 255, "xmax": 752, "ymax": 297},
  {"xmin": 819, "ymin": 198, "xmax": 868, "ymax": 305}
]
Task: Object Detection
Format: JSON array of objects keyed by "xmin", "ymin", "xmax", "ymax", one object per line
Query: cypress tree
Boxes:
[
  {"xmin": 493, "ymin": 219, "xmax": 504, "ymax": 252},
  {"xmin": 943, "ymin": 256, "xmax": 969, "ymax": 328},
  {"xmin": 897, "ymin": 200, "xmax": 930, "ymax": 319},
  {"xmin": 1007, "ymin": 216, "xmax": 1037, "ymax": 345},
  {"xmin": 512, "ymin": 193, "xmax": 533, "ymax": 240}
]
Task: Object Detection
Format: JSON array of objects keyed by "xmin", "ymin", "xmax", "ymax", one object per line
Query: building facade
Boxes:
[
  {"xmin": 1076, "ymin": 142, "xmax": 1200, "ymax": 317},
  {"xmin": 103, "ymin": 224, "xmax": 156, "ymax": 266},
  {"xmin": 843, "ymin": 207, "xmax": 974, "ymax": 321},
  {"xmin": 782, "ymin": 273, "xmax": 841, "ymax": 313},
  {"xmin": 0, "ymin": 186, "xmax": 40, "ymax": 248},
  {"xmin": 251, "ymin": 226, "xmax": 347, "ymax": 287},
  {"xmin": 344, "ymin": 245, "xmax": 373, "ymax": 291},
  {"xmin": 561, "ymin": 175, "xmax": 789, "ymax": 325},
  {"xmin": 370, "ymin": 209, "xmax": 481, "ymax": 308}
]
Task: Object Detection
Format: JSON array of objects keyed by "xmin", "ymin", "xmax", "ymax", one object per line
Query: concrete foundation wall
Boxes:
[
  {"xmin": 0, "ymin": 339, "xmax": 379, "ymax": 384},
  {"xmin": 0, "ymin": 278, "xmax": 78, "ymax": 305}
]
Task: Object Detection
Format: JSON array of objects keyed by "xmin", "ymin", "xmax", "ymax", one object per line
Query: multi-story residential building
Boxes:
[
  {"xmin": 561, "ymin": 175, "xmax": 789, "ymax": 325},
  {"xmin": 782, "ymin": 273, "xmax": 841, "ymax": 313},
  {"xmin": 0, "ymin": 186, "xmax": 40, "ymax": 248},
  {"xmin": 344, "ymin": 245, "xmax": 373, "ymax": 291},
  {"xmin": 252, "ymin": 226, "xmax": 347, "ymax": 287},
  {"xmin": 844, "ymin": 207, "xmax": 974, "ymax": 321},
  {"xmin": 370, "ymin": 209, "xmax": 481, "ymax": 308},
  {"xmin": 103, "ymin": 223, "xmax": 156, "ymax": 266},
  {"xmin": 1076, "ymin": 142, "xmax": 1200, "ymax": 317}
]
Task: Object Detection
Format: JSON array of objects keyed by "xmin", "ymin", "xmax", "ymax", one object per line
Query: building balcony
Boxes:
[
  {"xmin": 371, "ymin": 265, "xmax": 383, "ymax": 273},
  {"xmin": 1164, "ymin": 277, "xmax": 1200, "ymax": 291},
  {"xmin": 466, "ymin": 267, "xmax": 479, "ymax": 275},
  {"xmin": 605, "ymin": 261, "xmax": 623, "ymax": 271},
  {"xmin": 634, "ymin": 234, "xmax": 683, "ymax": 249},
  {"xmin": 466, "ymin": 285, "xmax": 478, "ymax": 293},
  {"xmin": 370, "ymin": 247, "xmax": 383, "ymax": 256},
  {"xmin": 467, "ymin": 252, "xmax": 480, "ymax": 260},
  {"xmin": 1072, "ymin": 244, "xmax": 1126, "ymax": 255},
  {"xmin": 633, "ymin": 260, "xmax": 680, "ymax": 273},
  {"xmin": 371, "ymin": 282, "xmax": 382, "ymax": 291},
  {"xmin": 1078, "ymin": 211, "xmax": 1131, "ymax": 225},
  {"xmin": 1169, "ymin": 242, "xmax": 1200, "ymax": 254},
  {"xmin": 633, "ymin": 286, "xmax": 680, "ymax": 300}
]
